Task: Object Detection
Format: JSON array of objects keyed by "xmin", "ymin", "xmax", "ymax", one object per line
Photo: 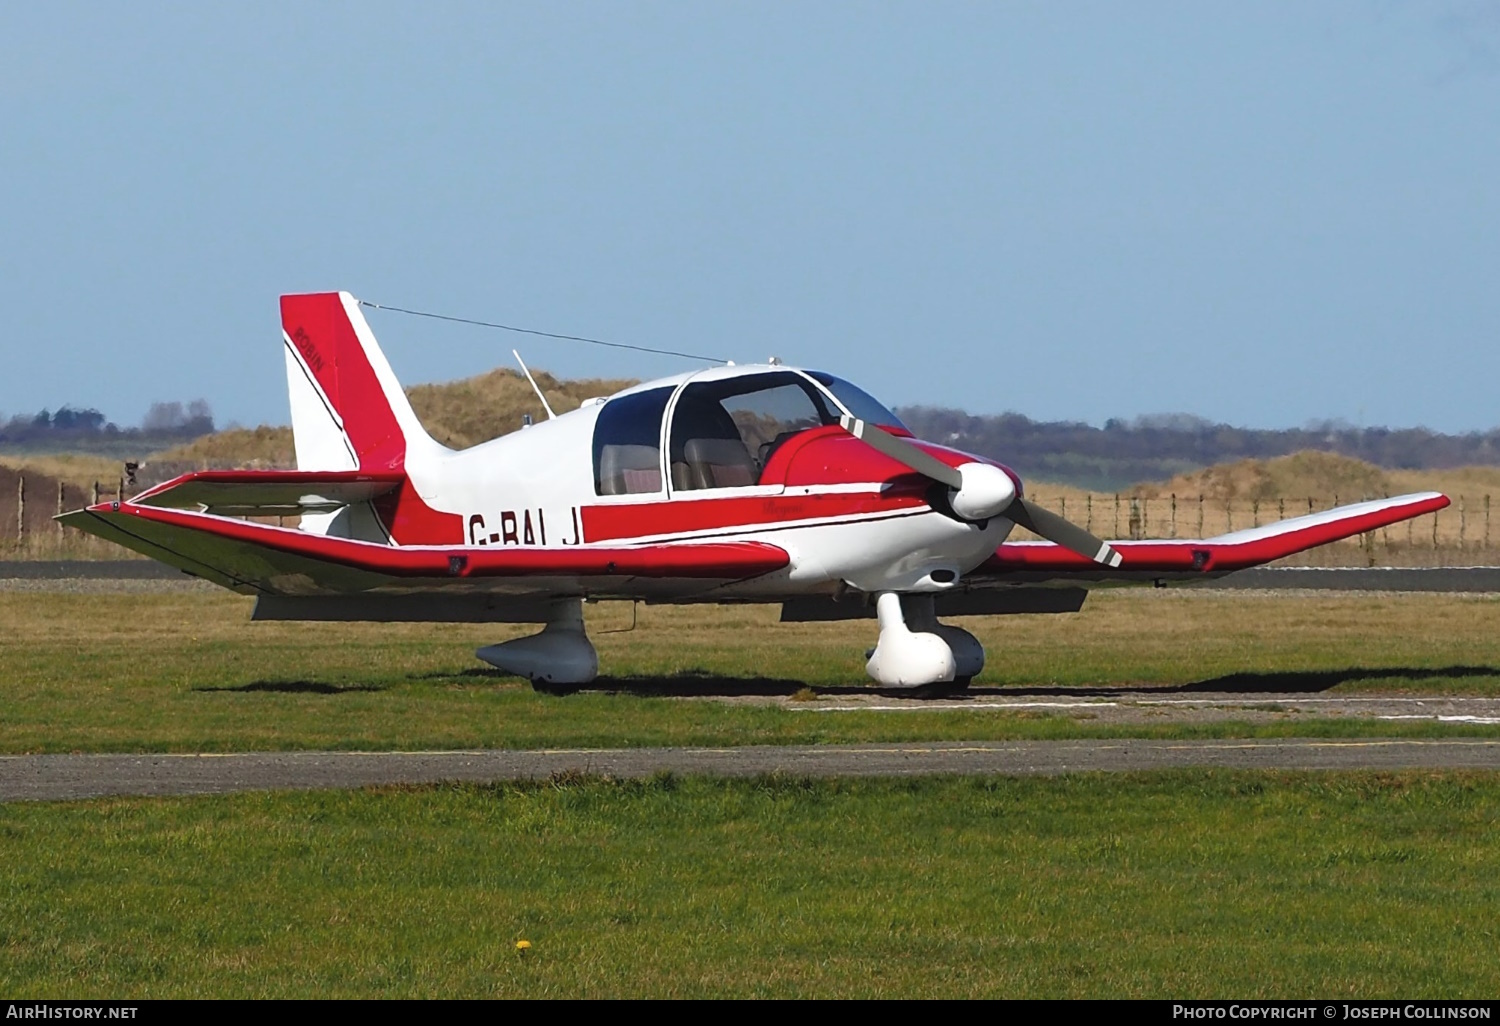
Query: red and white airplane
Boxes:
[{"xmin": 62, "ymin": 292, "xmax": 1449, "ymax": 688}]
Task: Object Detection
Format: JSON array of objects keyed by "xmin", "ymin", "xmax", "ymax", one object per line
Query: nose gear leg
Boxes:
[{"xmin": 864, "ymin": 592, "xmax": 957, "ymax": 686}]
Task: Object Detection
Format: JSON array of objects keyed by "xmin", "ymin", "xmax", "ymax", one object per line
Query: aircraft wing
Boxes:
[
  {"xmin": 968, "ymin": 491, "xmax": 1449, "ymax": 587},
  {"xmin": 57, "ymin": 501, "xmax": 790, "ymax": 598},
  {"xmin": 129, "ymin": 470, "xmax": 405, "ymax": 515}
]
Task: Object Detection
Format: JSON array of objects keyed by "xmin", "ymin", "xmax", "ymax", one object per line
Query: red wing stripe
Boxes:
[
  {"xmin": 978, "ymin": 492, "xmax": 1450, "ymax": 576},
  {"xmin": 89, "ymin": 503, "xmax": 790, "ymax": 580}
]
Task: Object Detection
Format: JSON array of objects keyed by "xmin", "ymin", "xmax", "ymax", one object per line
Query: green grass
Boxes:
[
  {"xmin": 3, "ymin": 772, "xmax": 1498, "ymax": 997},
  {"xmin": 2, "ymin": 590, "xmax": 1500, "ymax": 753}
]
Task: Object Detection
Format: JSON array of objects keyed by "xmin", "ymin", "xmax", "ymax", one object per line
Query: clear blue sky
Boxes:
[{"xmin": 2, "ymin": 2, "xmax": 1497, "ymax": 433}]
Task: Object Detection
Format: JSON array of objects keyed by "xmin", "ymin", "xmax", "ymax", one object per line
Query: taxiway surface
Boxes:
[{"xmin": 6, "ymin": 738, "xmax": 1500, "ymax": 802}]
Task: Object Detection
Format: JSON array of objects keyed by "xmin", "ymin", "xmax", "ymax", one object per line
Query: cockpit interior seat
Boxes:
[
  {"xmin": 597, "ymin": 443, "xmax": 663, "ymax": 495},
  {"xmin": 681, "ymin": 436, "xmax": 757, "ymax": 489},
  {"xmin": 669, "ymin": 396, "xmax": 760, "ymax": 489}
]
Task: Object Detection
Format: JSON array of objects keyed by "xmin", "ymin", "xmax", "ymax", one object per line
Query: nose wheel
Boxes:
[{"xmin": 864, "ymin": 592, "xmax": 985, "ymax": 688}]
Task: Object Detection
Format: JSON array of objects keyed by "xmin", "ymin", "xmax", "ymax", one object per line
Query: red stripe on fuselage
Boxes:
[{"xmin": 581, "ymin": 485, "xmax": 931, "ymax": 543}]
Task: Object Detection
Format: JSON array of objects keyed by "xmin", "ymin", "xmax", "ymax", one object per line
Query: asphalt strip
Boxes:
[{"xmin": 5, "ymin": 739, "xmax": 1500, "ymax": 802}]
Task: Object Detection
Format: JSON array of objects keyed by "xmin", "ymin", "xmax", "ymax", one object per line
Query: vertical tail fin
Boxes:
[{"xmin": 280, "ymin": 292, "xmax": 443, "ymax": 472}]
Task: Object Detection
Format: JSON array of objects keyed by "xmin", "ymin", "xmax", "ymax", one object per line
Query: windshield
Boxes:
[{"xmin": 806, "ymin": 372, "xmax": 906, "ymax": 430}]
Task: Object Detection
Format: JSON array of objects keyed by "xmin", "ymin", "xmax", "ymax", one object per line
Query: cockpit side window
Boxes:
[
  {"xmin": 593, "ymin": 387, "xmax": 672, "ymax": 496},
  {"xmin": 669, "ymin": 372, "xmax": 837, "ymax": 490},
  {"xmin": 807, "ymin": 371, "xmax": 907, "ymax": 431}
]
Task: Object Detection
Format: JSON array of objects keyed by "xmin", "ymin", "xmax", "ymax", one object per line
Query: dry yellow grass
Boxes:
[
  {"xmin": 1139, "ymin": 451, "xmax": 1391, "ymax": 503},
  {"xmin": 1019, "ymin": 452, "xmax": 1500, "ymax": 563},
  {"xmin": 1126, "ymin": 451, "xmax": 1500, "ymax": 508},
  {"xmin": 0, "ymin": 454, "xmax": 123, "ymax": 491},
  {"xmin": 154, "ymin": 425, "xmax": 295, "ymax": 467},
  {"xmin": 151, "ymin": 367, "xmax": 638, "ymax": 464},
  {"xmin": 405, "ymin": 367, "xmax": 636, "ymax": 450}
]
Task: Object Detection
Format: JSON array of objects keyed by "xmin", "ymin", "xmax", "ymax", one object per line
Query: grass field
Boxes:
[
  {"xmin": 2, "ymin": 588, "xmax": 1499, "ymax": 753},
  {"xmin": 7, "ymin": 588, "xmax": 1500, "ymax": 999},
  {"xmin": 3, "ymin": 772, "xmax": 1498, "ymax": 997}
]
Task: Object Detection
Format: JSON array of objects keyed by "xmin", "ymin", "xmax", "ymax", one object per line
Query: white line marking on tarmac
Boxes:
[
  {"xmin": 797, "ymin": 701, "xmax": 1118, "ymax": 713},
  {"xmin": 1132, "ymin": 697, "xmax": 1500, "ymax": 705},
  {"xmin": 1377, "ymin": 715, "xmax": 1500, "ymax": 725}
]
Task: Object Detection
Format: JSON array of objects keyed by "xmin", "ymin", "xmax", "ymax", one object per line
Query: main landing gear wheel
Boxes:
[{"xmin": 476, "ymin": 599, "xmax": 598, "ymax": 688}]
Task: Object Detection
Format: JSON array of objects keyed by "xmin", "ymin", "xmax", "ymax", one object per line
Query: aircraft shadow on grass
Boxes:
[
  {"xmin": 195, "ymin": 681, "xmax": 384, "ymax": 695},
  {"xmin": 940, "ymin": 665, "xmax": 1500, "ymax": 698},
  {"xmin": 1175, "ymin": 665, "xmax": 1500, "ymax": 694},
  {"xmin": 454, "ymin": 664, "xmax": 1500, "ymax": 699},
  {"xmin": 199, "ymin": 665, "xmax": 1500, "ymax": 700},
  {"xmin": 437, "ymin": 667, "xmax": 956, "ymax": 699}
]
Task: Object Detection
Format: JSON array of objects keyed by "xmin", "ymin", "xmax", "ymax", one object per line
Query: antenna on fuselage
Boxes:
[{"xmin": 512, "ymin": 350, "xmax": 556, "ymax": 421}]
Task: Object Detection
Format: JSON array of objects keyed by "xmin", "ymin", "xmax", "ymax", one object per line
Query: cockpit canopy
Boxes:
[{"xmin": 592, "ymin": 368, "xmax": 904, "ymax": 496}]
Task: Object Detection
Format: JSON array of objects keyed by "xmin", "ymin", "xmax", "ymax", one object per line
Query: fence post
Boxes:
[
  {"xmin": 1059, "ymin": 496, "xmax": 1066, "ymax": 522},
  {"xmin": 15, "ymin": 475, "xmax": 23, "ymax": 544},
  {"xmin": 1459, "ymin": 497, "xmax": 1466, "ymax": 550},
  {"xmin": 1225, "ymin": 498, "xmax": 1233, "ymax": 533},
  {"xmin": 1170, "ymin": 493, "xmax": 1177, "ymax": 538},
  {"xmin": 1086, "ymin": 494, "xmax": 1093, "ymax": 532},
  {"xmin": 1252, "ymin": 499, "xmax": 1260, "ymax": 528},
  {"xmin": 1114, "ymin": 494, "xmax": 1120, "ymax": 537},
  {"xmin": 1141, "ymin": 497, "xmax": 1149, "ymax": 538},
  {"xmin": 56, "ymin": 480, "xmax": 65, "ymax": 538},
  {"xmin": 1197, "ymin": 495, "xmax": 1204, "ymax": 537},
  {"xmin": 1433, "ymin": 509, "xmax": 1440, "ymax": 549},
  {"xmin": 1487, "ymin": 495, "xmax": 1492, "ymax": 550}
]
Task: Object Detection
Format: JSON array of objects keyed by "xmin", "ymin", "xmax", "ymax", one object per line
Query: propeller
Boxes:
[{"xmin": 838, "ymin": 415, "xmax": 1123, "ymax": 568}]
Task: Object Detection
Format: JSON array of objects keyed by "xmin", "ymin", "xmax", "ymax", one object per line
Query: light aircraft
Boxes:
[{"xmin": 62, "ymin": 292, "xmax": 1449, "ymax": 688}]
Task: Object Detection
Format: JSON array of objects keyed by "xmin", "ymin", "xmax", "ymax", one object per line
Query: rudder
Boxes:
[{"xmin": 280, "ymin": 292, "xmax": 440, "ymax": 472}]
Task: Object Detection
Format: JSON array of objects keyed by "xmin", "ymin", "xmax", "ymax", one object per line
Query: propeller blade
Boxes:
[
  {"xmin": 836, "ymin": 417, "xmax": 1117, "ymax": 568},
  {"xmin": 1010, "ymin": 497, "xmax": 1123, "ymax": 567},
  {"xmin": 838, "ymin": 416, "xmax": 963, "ymax": 489}
]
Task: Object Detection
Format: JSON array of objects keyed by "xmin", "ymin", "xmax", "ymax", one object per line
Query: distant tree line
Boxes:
[
  {"xmin": 0, "ymin": 400, "xmax": 215, "ymax": 445},
  {"xmin": 895, "ymin": 407, "xmax": 1500, "ymax": 491}
]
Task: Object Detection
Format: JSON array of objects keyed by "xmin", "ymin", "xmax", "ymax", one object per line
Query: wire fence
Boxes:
[
  {"xmin": 3, "ymin": 473, "xmax": 1495, "ymax": 567},
  {"xmin": 0, "ymin": 474, "xmax": 139, "ymax": 560}
]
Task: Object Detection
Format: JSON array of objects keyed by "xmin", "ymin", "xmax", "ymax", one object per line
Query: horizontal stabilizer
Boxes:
[{"xmin": 129, "ymin": 470, "xmax": 405, "ymax": 515}]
